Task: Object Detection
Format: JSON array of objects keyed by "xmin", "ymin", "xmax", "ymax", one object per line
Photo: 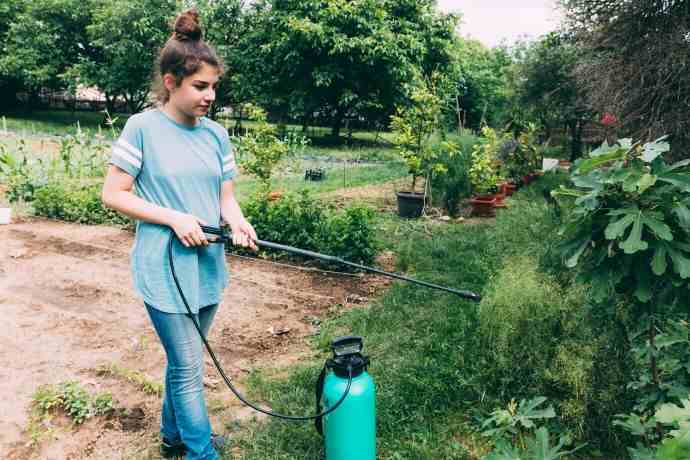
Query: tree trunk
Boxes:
[
  {"xmin": 569, "ymin": 120, "xmax": 584, "ymax": 162},
  {"xmin": 456, "ymin": 95, "xmax": 463, "ymax": 134},
  {"xmin": 331, "ymin": 109, "xmax": 343, "ymax": 139}
]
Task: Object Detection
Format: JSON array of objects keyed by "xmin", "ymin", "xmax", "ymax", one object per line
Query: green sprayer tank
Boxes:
[{"xmin": 316, "ymin": 336, "xmax": 376, "ymax": 460}]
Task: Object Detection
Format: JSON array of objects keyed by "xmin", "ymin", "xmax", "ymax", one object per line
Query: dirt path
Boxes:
[{"xmin": 0, "ymin": 218, "xmax": 390, "ymax": 459}]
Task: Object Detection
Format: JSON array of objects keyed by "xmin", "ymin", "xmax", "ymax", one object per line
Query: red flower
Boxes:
[{"xmin": 600, "ymin": 112, "xmax": 618, "ymax": 126}]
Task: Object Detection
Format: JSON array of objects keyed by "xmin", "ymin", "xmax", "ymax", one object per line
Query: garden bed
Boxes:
[{"xmin": 0, "ymin": 218, "xmax": 391, "ymax": 459}]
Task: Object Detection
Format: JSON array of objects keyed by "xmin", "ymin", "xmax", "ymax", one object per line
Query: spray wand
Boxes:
[{"xmin": 199, "ymin": 225, "xmax": 482, "ymax": 302}]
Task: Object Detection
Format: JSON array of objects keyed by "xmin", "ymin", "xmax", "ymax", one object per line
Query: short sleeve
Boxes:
[
  {"xmin": 221, "ymin": 132, "xmax": 237, "ymax": 182},
  {"xmin": 109, "ymin": 116, "xmax": 143, "ymax": 178}
]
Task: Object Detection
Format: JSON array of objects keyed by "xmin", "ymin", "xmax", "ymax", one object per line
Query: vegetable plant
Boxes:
[{"xmin": 469, "ymin": 126, "xmax": 504, "ymax": 195}]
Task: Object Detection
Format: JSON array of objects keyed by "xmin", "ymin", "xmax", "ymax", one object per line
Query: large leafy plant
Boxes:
[
  {"xmin": 554, "ymin": 137, "xmax": 690, "ymax": 456},
  {"xmin": 554, "ymin": 137, "xmax": 690, "ymax": 303},
  {"xmin": 481, "ymin": 397, "xmax": 584, "ymax": 460}
]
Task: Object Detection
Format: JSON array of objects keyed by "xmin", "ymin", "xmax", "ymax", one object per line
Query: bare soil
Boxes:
[{"xmin": 0, "ymin": 218, "xmax": 391, "ymax": 460}]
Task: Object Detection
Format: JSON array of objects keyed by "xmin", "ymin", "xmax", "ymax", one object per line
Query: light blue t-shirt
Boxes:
[{"xmin": 109, "ymin": 108, "xmax": 237, "ymax": 314}]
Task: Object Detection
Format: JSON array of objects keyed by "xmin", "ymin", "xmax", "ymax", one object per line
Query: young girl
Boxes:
[{"xmin": 101, "ymin": 10, "xmax": 256, "ymax": 460}]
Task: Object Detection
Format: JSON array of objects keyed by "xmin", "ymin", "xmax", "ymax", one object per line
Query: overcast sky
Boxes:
[{"xmin": 436, "ymin": 0, "xmax": 563, "ymax": 47}]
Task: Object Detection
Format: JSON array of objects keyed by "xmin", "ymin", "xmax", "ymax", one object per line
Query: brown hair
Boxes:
[{"xmin": 154, "ymin": 9, "xmax": 223, "ymax": 103}]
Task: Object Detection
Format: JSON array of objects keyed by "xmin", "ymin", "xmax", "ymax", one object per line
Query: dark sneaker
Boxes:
[
  {"xmin": 160, "ymin": 434, "xmax": 224, "ymax": 458},
  {"xmin": 160, "ymin": 437, "xmax": 186, "ymax": 459}
]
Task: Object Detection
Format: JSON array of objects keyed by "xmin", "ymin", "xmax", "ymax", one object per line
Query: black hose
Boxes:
[{"xmin": 167, "ymin": 234, "xmax": 352, "ymax": 421}]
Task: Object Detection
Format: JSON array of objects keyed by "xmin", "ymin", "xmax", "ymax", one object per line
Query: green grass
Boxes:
[
  {"xmin": 0, "ymin": 109, "xmax": 129, "ymax": 138},
  {"xmin": 226, "ymin": 172, "xmax": 581, "ymax": 460},
  {"xmin": 232, "ymin": 160, "xmax": 408, "ymax": 203}
]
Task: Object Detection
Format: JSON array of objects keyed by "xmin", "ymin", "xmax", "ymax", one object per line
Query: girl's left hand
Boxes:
[{"xmin": 230, "ymin": 219, "xmax": 258, "ymax": 251}]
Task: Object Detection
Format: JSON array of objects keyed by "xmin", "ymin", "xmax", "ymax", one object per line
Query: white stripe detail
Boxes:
[
  {"xmin": 223, "ymin": 156, "xmax": 236, "ymax": 172},
  {"xmin": 117, "ymin": 139, "xmax": 143, "ymax": 160},
  {"xmin": 113, "ymin": 146, "xmax": 142, "ymax": 169}
]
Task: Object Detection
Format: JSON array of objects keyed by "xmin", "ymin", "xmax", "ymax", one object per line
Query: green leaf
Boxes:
[
  {"xmin": 658, "ymin": 172, "xmax": 690, "ymax": 191},
  {"xmin": 619, "ymin": 213, "xmax": 649, "ymax": 254},
  {"xmin": 652, "ymin": 245, "xmax": 669, "ymax": 275},
  {"xmin": 628, "ymin": 446, "xmax": 657, "ymax": 460},
  {"xmin": 666, "ymin": 159, "xmax": 690, "ymax": 172},
  {"xmin": 565, "ymin": 238, "xmax": 590, "ymax": 268},
  {"xmin": 673, "ymin": 204, "xmax": 690, "ymax": 230},
  {"xmin": 641, "ymin": 214, "xmax": 673, "ymax": 241},
  {"xmin": 613, "ymin": 414, "xmax": 651, "ymax": 437},
  {"xmin": 605, "ymin": 213, "xmax": 636, "ymax": 240},
  {"xmin": 637, "ymin": 173, "xmax": 658, "ymax": 193},
  {"xmin": 667, "ymin": 245, "xmax": 690, "ymax": 279},
  {"xmin": 656, "ymin": 399, "xmax": 690, "ymax": 425},
  {"xmin": 657, "ymin": 433, "xmax": 690, "ymax": 460},
  {"xmin": 577, "ymin": 149, "xmax": 626, "ymax": 174},
  {"xmin": 624, "ymin": 170, "xmax": 644, "ymax": 192}
]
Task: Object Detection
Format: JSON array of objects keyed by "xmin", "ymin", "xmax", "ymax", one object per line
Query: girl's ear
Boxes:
[{"xmin": 162, "ymin": 73, "xmax": 177, "ymax": 93}]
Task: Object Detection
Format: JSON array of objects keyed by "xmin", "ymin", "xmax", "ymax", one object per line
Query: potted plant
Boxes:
[
  {"xmin": 390, "ymin": 80, "xmax": 454, "ymax": 218},
  {"xmin": 496, "ymin": 138, "xmax": 522, "ymax": 195},
  {"xmin": 517, "ymin": 123, "xmax": 542, "ymax": 183},
  {"xmin": 469, "ymin": 131, "xmax": 504, "ymax": 217}
]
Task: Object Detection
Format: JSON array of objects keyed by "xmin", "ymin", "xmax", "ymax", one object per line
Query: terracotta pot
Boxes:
[
  {"xmin": 469, "ymin": 195, "xmax": 498, "ymax": 217},
  {"xmin": 500, "ymin": 182, "xmax": 517, "ymax": 197},
  {"xmin": 268, "ymin": 191, "xmax": 282, "ymax": 201}
]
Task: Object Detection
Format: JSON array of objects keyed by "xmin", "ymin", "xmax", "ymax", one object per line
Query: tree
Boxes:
[
  {"xmin": 235, "ymin": 0, "xmax": 458, "ymax": 138},
  {"xmin": 0, "ymin": 0, "xmax": 26, "ymax": 109},
  {"xmin": 454, "ymin": 38, "xmax": 512, "ymax": 131},
  {"xmin": 192, "ymin": 0, "xmax": 246, "ymax": 119},
  {"xmin": 0, "ymin": 0, "xmax": 96, "ymax": 100},
  {"xmin": 73, "ymin": 0, "xmax": 175, "ymax": 114},
  {"xmin": 559, "ymin": 0, "xmax": 690, "ymax": 155},
  {"xmin": 515, "ymin": 32, "xmax": 591, "ymax": 160}
]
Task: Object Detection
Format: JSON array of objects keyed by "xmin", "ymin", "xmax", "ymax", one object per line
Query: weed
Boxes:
[
  {"xmin": 96, "ymin": 363, "xmax": 163, "ymax": 397},
  {"xmin": 27, "ymin": 380, "xmax": 116, "ymax": 447}
]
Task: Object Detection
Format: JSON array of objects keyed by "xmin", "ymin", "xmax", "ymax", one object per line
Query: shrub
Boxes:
[
  {"xmin": 469, "ymin": 126, "xmax": 505, "ymax": 195},
  {"xmin": 478, "ymin": 254, "xmax": 633, "ymax": 445},
  {"xmin": 33, "ymin": 181, "xmax": 131, "ymax": 227},
  {"xmin": 431, "ymin": 135, "xmax": 476, "ymax": 216},
  {"xmin": 240, "ymin": 190, "xmax": 377, "ymax": 267}
]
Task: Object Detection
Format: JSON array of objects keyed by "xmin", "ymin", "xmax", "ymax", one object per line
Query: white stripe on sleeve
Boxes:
[
  {"xmin": 223, "ymin": 158, "xmax": 236, "ymax": 172},
  {"xmin": 112, "ymin": 145, "xmax": 142, "ymax": 169},
  {"xmin": 117, "ymin": 139, "xmax": 143, "ymax": 160}
]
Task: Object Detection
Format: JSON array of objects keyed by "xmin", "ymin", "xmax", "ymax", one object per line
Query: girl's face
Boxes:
[{"xmin": 164, "ymin": 62, "xmax": 221, "ymax": 123}]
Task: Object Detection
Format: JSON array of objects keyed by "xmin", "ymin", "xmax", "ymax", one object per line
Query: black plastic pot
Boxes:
[{"xmin": 396, "ymin": 191, "xmax": 425, "ymax": 218}]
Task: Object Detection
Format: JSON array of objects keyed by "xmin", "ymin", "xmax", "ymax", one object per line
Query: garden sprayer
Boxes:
[{"xmin": 167, "ymin": 224, "xmax": 481, "ymax": 460}]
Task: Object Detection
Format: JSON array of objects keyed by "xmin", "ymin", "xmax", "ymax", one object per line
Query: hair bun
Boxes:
[{"xmin": 173, "ymin": 10, "xmax": 202, "ymax": 42}]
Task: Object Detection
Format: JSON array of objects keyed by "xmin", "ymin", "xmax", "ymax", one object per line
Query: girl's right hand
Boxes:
[{"xmin": 170, "ymin": 211, "xmax": 208, "ymax": 247}]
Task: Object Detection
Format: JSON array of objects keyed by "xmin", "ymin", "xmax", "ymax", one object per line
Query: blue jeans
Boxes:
[{"xmin": 146, "ymin": 303, "xmax": 219, "ymax": 460}]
